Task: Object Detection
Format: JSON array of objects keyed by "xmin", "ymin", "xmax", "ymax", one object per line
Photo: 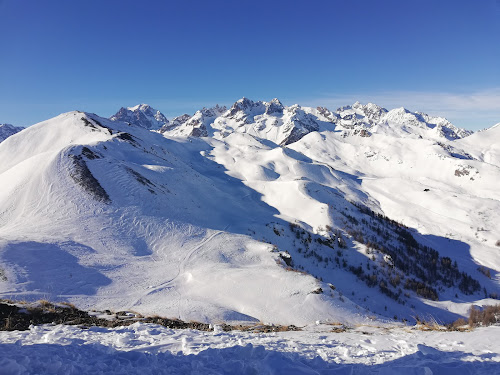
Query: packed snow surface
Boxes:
[{"xmin": 1, "ymin": 323, "xmax": 499, "ymax": 374}]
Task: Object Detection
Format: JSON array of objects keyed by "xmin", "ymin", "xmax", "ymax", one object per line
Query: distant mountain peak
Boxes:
[
  {"xmin": 0, "ymin": 123, "xmax": 24, "ymax": 143},
  {"xmin": 333, "ymin": 102, "xmax": 471, "ymax": 141},
  {"xmin": 265, "ymin": 98, "xmax": 284, "ymax": 115},
  {"xmin": 227, "ymin": 97, "xmax": 258, "ymax": 116},
  {"xmin": 110, "ymin": 98, "xmax": 473, "ymax": 144},
  {"xmin": 128, "ymin": 103, "xmax": 151, "ymax": 111},
  {"xmin": 159, "ymin": 104, "xmax": 227, "ymax": 137},
  {"xmin": 110, "ymin": 104, "xmax": 168, "ymax": 130}
]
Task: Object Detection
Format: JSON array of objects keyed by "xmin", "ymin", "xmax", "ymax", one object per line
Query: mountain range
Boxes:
[{"xmin": 0, "ymin": 99, "xmax": 498, "ymax": 325}]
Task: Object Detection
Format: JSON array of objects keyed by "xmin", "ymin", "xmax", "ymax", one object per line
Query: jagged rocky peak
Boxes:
[
  {"xmin": 227, "ymin": 97, "xmax": 285, "ymax": 118},
  {"xmin": 160, "ymin": 104, "xmax": 227, "ymax": 138},
  {"xmin": 227, "ymin": 97, "xmax": 261, "ymax": 117},
  {"xmin": 0, "ymin": 123, "xmax": 24, "ymax": 143},
  {"xmin": 173, "ymin": 114, "xmax": 192, "ymax": 124},
  {"xmin": 110, "ymin": 104, "xmax": 168, "ymax": 130},
  {"xmin": 338, "ymin": 102, "xmax": 388, "ymax": 122},
  {"xmin": 265, "ymin": 98, "xmax": 284, "ymax": 115},
  {"xmin": 280, "ymin": 106, "xmax": 321, "ymax": 145},
  {"xmin": 316, "ymin": 107, "xmax": 338, "ymax": 122},
  {"xmin": 332, "ymin": 102, "xmax": 473, "ymax": 140},
  {"xmin": 356, "ymin": 102, "xmax": 388, "ymax": 121},
  {"xmin": 214, "ymin": 104, "xmax": 228, "ymax": 113},
  {"xmin": 157, "ymin": 98, "xmax": 473, "ymax": 143},
  {"xmin": 199, "ymin": 104, "xmax": 227, "ymax": 118},
  {"xmin": 158, "ymin": 114, "xmax": 188, "ymax": 134},
  {"xmin": 157, "ymin": 97, "xmax": 327, "ymax": 146},
  {"xmin": 183, "ymin": 105, "xmax": 227, "ymax": 137},
  {"xmin": 416, "ymin": 112, "xmax": 473, "ymax": 140}
]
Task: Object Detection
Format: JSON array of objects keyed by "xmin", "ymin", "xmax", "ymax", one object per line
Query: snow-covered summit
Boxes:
[
  {"xmin": 265, "ymin": 98, "xmax": 285, "ymax": 115},
  {"xmin": 0, "ymin": 123, "xmax": 24, "ymax": 143},
  {"xmin": 334, "ymin": 102, "xmax": 471, "ymax": 140},
  {"xmin": 110, "ymin": 104, "xmax": 168, "ymax": 130},
  {"xmin": 160, "ymin": 105, "xmax": 227, "ymax": 137},
  {"xmin": 219, "ymin": 97, "xmax": 332, "ymax": 145},
  {"xmin": 337, "ymin": 102, "xmax": 388, "ymax": 123}
]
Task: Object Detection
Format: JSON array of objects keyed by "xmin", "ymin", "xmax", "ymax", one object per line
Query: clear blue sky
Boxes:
[{"xmin": 1, "ymin": 0, "xmax": 499, "ymax": 130}]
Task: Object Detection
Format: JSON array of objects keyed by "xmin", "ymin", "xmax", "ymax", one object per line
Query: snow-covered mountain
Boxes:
[
  {"xmin": 455, "ymin": 123, "xmax": 500, "ymax": 167},
  {"xmin": 159, "ymin": 98, "xmax": 472, "ymax": 145},
  {"xmin": 161, "ymin": 98, "xmax": 333, "ymax": 145},
  {"xmin": 110, "ymin": 104, "xmax": 168, "ymax": 130},
  {"xmin": 0, "ymin": 123, "xmax": 24, "ymax": 143},
  {"xmin": 334, "ymin": 102, "xmax": 472, "ymax": 140},
  {"xmin": 160, "ymin": 105, "xmax": 227, "ymax": 137},
  {"xmin": 0, "ymin": 100, "xmax": 498, "ymax": 326}
]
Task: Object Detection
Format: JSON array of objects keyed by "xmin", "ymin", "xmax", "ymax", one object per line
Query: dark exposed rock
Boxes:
[
  {"xmin": 125, "ymin": 166, "xmax": 155, "ymax": 188},
  {"xmin": 69, "ymin": 154, "xmax": 110, "ymax": 203},
  {"xmin": 81, "ymin": 147, "xmax": 102, "ymax": 160},
  {"xmin": 281, "ymin": 118, "xmax": 319, "ymax": 146},
  {"xmin": 116, "ymin": 132, "xmax": 140, "ymax": 147},
  {"xmin": 265, "ymin": 98, "xmax": 284, "ymax": 115},
  {"xmin": 0, "ymin": 300, "xmax": 301, "ymax": 333}
]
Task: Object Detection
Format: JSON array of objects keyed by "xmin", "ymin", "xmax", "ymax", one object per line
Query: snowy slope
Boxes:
[
  {"xmin": 0, "ymin": 123, "xmax": 24, "ymax": 143},
  {"xmin": 205, "ymin": 126, "xmax": 500, "ymax": 322},
  {"xmin": 455, "ymin": 123, "xmax": 500, "ymax": 167},
  {"xmin": 0, "ymin": 111, "xmax": 365, "ymax": 326},
  {"xmin": 0, "ymin": 100, "xmax": 498, "ymax": 326}
]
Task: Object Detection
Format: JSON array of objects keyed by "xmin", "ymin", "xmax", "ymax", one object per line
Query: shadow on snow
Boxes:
[{"xmin": 0, "ymin": 341, "xmax": 498, "ymax": 375}]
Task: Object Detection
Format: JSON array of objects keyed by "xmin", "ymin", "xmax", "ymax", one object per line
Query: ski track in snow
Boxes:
[
  {"xmin": 1, "ymin": 323, "xmax": 499, "ymax": 374},
  {"xmin": 132, "ymin": 230, "xmax": 224, "ymax": 309}
]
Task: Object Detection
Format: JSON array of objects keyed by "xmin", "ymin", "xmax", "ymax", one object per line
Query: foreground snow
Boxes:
[{"xmin": 1, "ymin": 323, "xmax": 499, "ymax": 374}]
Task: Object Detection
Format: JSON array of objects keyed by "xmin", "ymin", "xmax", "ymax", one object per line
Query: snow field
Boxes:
[{"xmin": 1, "ymin": 323, "xmax": 499, "ymax": 374}]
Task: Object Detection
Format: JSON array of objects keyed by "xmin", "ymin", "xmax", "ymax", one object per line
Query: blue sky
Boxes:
[{"xmin": 1, "ymin": 0, "xmax": 499, "ymax": 130}]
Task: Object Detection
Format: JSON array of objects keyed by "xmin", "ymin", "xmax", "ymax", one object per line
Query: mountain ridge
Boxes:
[{"xmin": 127, "ymin": 98, "xmax": 475, "ymax": 145}]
